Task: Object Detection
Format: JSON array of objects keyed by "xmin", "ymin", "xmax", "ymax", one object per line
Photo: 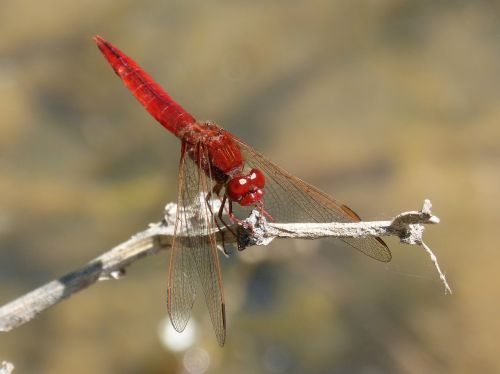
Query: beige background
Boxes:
[{"xmin": 0, "ymin": 1, "xmax": 499, "ymax": 373}]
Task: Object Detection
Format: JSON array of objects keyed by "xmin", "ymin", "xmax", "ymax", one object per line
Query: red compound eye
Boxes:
[
  {"xmin": 248, "ymin": 168, "xmax": 265, "ymax": 188},
  {"xmin": 226, "ymin": 168, "xmax": 266, "ymax": 204},
  {"xmin": 239, "ymin": 189, "xmax": 264, "ymax": 206},
  {"xmin": 226, "ymin": 177, "xmax": 251, "ymax": 202}
]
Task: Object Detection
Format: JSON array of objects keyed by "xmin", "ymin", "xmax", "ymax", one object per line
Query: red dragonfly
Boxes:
[{"xmin": 94, "ymin": 35, "xmax": 391, "ymax": 347}]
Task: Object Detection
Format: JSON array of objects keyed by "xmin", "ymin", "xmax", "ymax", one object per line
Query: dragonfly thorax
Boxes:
[
  {"xmin": 226, "ymin": 168, "xmax": 265, "ymax": 206},
  {"xmin": 181, "ymin": 121, "xmax": 247, "ymax": 183}
]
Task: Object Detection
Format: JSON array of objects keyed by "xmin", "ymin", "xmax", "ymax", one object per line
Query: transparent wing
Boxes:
[
  {"xmin": 167, "ymin": 144, "xmax": 198, "ymax": 333},
  {"xmin": 167, "ymin": 142, "xmax": 226, "ymax": 346},
  {"xmin": 234, "ymin": 140, "xmax": 391, "ymax": 262}
]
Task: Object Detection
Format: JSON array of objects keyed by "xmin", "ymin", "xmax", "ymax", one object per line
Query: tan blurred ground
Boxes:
[{"xmin": 1, "ymin": 0, "xmax": 499, "ymax": 373}]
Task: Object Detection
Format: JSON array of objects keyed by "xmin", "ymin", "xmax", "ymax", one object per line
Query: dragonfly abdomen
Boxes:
[{"xmin": 94, "ymin": 36, "xmax": 196, "ymax": 137}]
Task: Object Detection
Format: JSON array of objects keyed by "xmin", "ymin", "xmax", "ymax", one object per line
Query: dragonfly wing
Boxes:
[
  {"xmin": 167, "ymin": 145, "xmax": 198, "ymax": 332},
  {"xmin": 168, "ymin": 142, "xmax": 226, "ymax": 346},
  {"xmin": 235, "ymin": 140, "xmax": 391, "ymax": 262}
]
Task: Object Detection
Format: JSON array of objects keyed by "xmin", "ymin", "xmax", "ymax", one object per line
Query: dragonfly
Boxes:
[{"xmin": 94, "ymin": 35, "xmax": 391, "ymax": 347}]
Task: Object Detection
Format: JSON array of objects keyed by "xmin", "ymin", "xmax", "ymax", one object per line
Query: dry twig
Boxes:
[{"xmin": 0, "ymin": 199, "xmax": 449, "ymax": 333}]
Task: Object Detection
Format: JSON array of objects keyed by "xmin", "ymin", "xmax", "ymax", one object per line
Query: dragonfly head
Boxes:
[{"xmin": 226, "ymin": 168, "xmax": 265, "ymax": 206}]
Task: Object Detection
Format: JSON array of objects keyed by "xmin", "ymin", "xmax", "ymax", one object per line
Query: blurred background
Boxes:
[{"xmin": 0, "ymin": 0, "xmax": 499, "ymax": 373}]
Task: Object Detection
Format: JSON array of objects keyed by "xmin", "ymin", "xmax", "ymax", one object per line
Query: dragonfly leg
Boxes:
[
  {"xmin": 226, "ymin": 200, "xmax": 244, "ymax": 225},
  {"xmin": 258, "ymin": 201, "xmax": 275, "ymax": 222},
  {"xmin": 216, "ymin": 194, "xmax": 242, "ymax": 255},
  {"xmin": 226, "ymin": 200, "xmax": 254, "ymax": 251},
  {"xmin": 205, "ymin": 190, "xmax": 232, "ymax": 256}
]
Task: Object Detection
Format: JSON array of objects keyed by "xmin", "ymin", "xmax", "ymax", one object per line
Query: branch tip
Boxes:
[{"xmin": 420, "ymin": 241, "xmax": 453, "ymax": 295}]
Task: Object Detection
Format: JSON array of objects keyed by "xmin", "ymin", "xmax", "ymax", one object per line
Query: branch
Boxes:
[
  {"xmin": 239, "ymin": 199, "xmax": 440, "ymax": 245},
  {"xmin": 0, "ymin": 200, "xmax": 450, "ymax": 333}
]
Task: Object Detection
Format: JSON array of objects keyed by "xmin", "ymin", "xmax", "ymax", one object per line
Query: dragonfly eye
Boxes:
[
  {"xmin": 226, "ymin": 168, "xmax": 265, "ymax": 205},
  {"xmin": 226, "ymin": 177, "xmax": 251, "ymax": 201},
  {"xmin": 239, "ymin": 189, "xmax": 264, "ymax": 206},
  {"xmin": 248, "ymin": 168, "xmax": 265, "ymax": 188}
]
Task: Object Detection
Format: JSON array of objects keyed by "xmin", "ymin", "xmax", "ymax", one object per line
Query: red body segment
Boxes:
[
  {"xmin": 180, "ymin": 121, "xmax": 245, "ymax": 183},
  {"xmin": 226, "ymin": 168, "xmax": 265, "ymax": 205},
  {"xmin": 94, "ymin": 36, "xmax": 196, "ymax": 138}
]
